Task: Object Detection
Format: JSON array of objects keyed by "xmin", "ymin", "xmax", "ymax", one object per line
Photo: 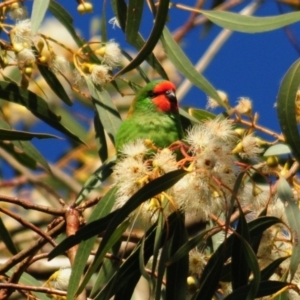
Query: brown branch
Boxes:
[
  {"xmin": 0, "ymin": 217, "xmax": 65, "ymax": 274},
  {"xmin": 0, "ymin": 195, "xmax": 65, "ymax": 215},
  {"xmin": 0, "ymin": 207, "xmax": 58, "ymax": 247}
]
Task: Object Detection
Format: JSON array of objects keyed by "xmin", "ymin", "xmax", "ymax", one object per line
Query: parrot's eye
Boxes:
[{"xmin": 148, "ymin": 91, "xmax": 156, "ymax": 98}]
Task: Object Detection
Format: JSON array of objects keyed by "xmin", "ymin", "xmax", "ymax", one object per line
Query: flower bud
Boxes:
[{"xmin": 77, "ymin": 2, "xmax": 93, "ymax": 14}]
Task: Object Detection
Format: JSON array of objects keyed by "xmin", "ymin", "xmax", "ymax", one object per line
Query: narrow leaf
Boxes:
[
  {"xmin": 49, "ymin": 1, "xmax": 84, "ymax": 47},
  {"xmin": 126, "ymin": 0, "xmax": 144, "ymax": 44},
  {"xmin": 86, "ymin": 79, "xmax": 122, "ymax": 145},
  {"xmin": 166, "ymin": 213, "xmax": 188, "ymax": 300},
  {"xmin": 0, "ymin": 128, "xmax": 59, "ymax": 141},
  {"xmin": 224, "ymin": 281, "xmax": 288, "ymax": 300},
  {"xmin": 277, "ymin": 58, "xmax": 300, "ymax": 163},
  {"xmin": 0, "ymin": 81, "xmax": 84, "ymax": 144},
  {"xmin": 264, "ymin": 144, "xmax": 292, "ymax": 157},
  {"xmin": 38, "ymin": 64, "xmax": 72, "ymax": 106},
  {"xmin": 0, "ymin": 214, "xmax": 19, "ymax": 255},
  {"xmin": 115, "ymin": 0, "xmax": 170, "ymax": 76},
  {"xmin": 75, "ymin": 156, "xmax": 116, "ymax": 205},
  {"xmin": 111, "ymin": 0, "xmax": 168, "ymax": 79},
  {"xmin": 277, "ymin": 177, "xmax": 300, "ymax": 281},
  {"xmin": 66, "ymin": 187, "xmax": 117, "ymax": 300},
  {"xmin": 161, "ymin": 27, "xmax": 224, "ymax": 107},
  {"xmin": 200, "ymin": 10, "xmax": 300, "ymax": 33},
  {"xmin": 31, "ymin": 0, "xmax": 50, "ymax": 34}
]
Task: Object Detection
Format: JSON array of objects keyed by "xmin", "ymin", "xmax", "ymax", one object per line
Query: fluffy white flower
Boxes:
[
  {"xmin": 89, "ymin": 64, "xmax": 111, "ymax": 85},
  {"xmin": 119, "ymin": 139, "xmax": 148, "ymax": 158},
  {"xmin": 13, "ymin": 19, "xmax": 34, "ymax": 45},
  {"xmin": 235, "ymin": 97, "xmax": 252, "ymax": 116},
  {"xmin": 17, "ymin": 48, "xmax": 35, "ymax": 66},
  {"xmin": 206, "ymin": 90, "xmax": 229, "ymax": 109},
  {"xmin": 152, "ymin": 149, "xmax": 178, "ymax": 174},
  {"xmin": 102, "ymin": 40, "xmax": 122, "ymax": 68}
]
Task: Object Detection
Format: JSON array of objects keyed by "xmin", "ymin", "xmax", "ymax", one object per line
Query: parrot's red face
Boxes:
[{"xmin": 150, "ymin": 81, "xmax": 179, "ymax": 113}]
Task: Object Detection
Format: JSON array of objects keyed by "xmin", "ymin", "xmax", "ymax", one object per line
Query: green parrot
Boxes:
[{"xmin": 115, "ymin": 79, "xmax": 184, "ymax": 153}]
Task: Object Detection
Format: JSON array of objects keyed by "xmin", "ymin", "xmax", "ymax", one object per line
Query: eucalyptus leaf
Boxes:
[
  {"xmin": 277, "ymin": 58, "xmax": 300, "ymax": 164},
  {"xmin": 263, "ymin": 144, "xmax": 292, "ymax": 157},
  {"xmin": 126, "ymin": 0, "xmax": 144, "ymax": 44},
  {"xmin": 31, "ymin": 0, "xmax": 50, "ymax": 34},
  {"xmin": 200, "ymin": 10, "xmax": 300, "ymax": 33},
  {"xmin": 277, "ymin": 177, "xmax": 300, "ymax": 281},
  {"xmin": 161, "ymin": 27, "xmax": 224, "ymax": 108},
  {"xmin": 0, "ymin": 81, "xmax": 84, "ymax": 144}
]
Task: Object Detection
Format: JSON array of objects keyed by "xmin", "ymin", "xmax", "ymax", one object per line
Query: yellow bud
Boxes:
[
  {"xmin": 77, "ymin": 2, "xmax": 93, "ymax": 14},
  {"xmin": 187, "ymin": 276, "xmax": 197, "ymax": 286},
  {"xmin": 24, "ymin": 67, "xmax": 33, "ymax": 76},
  {"xmin": 144, "ymin": 139, "xmax": 154, "ymax": 148},
  {"xmin": 10, "ymin": 3, "xmax": 21, "ymax": 9},
  {"xmin": 280, "ymin": 162, "xmax": 290, "ymax": 176},
  {"xmin": 252, "ymin": 184, "xmax": 263, "ymax": 197},
  {"xmin": 81, "ymin": 62, "xmax": 93, "ymax": 73},
  {"xmin": 147, "ymin": 198, "xmax": 160, "ymax": 211},
  {"xmin": 39, "ymin": 55, "xmax": 48, "ymax": 63},
  {"xmin": 94, "ymin": 46, "xmax": 106, "ymax": 57},
  {"xmin": 13, "ymin": 44, "xmax": 23, "ymax": 53},
  {"xmin": 36, "ymin": 39, "xmax": 44, "ymax": 53},
  {"xmin": 231, "ymin": 142, "xmax": 244, "ymax": 154},
  {"xmin": 266, "ymin": 156, "xmax": 278, "ymax": 168},
  {"xmin": 234, "ymin": 128, "xmax": 246, "ymax": 137}
]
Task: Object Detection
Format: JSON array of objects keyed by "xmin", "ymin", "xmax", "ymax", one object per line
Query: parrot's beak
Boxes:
[{"xmin": 166, "ymin": 90, "xmax": 177, "ymax": 103}]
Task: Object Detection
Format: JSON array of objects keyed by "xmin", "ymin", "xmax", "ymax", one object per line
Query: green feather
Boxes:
[{"xmin": 116, "ymin": 80, "xmax": 183, "ymax": 153}]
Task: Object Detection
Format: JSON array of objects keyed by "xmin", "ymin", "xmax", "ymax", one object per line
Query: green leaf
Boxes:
[
  {"xmin": 91, "ymin": 240, "xmax": 122, "ymax": 297},
  {"xmin": 161, "ymin": 27, "xmax": 225, "ymax": 108},
  {"xmin": 0, "ymin": 139, "xmax": 50, "ymax": 171},
  {"xmin": 188, "ymin": 108, "xmax": 216, "ymax": 122},
  {"xmin": 224, "ymin": 281, "xmax": 288, "ymax": 300},
  {"xmin": 237, "ymin": 236, "xmax": 261, "ymax": 300},
  {"xmin": 101, "ymin": 1, "xmax": 107, "ymax": 42},
  {"xmin": 16, "ymin": 140, "xmax": 51, "ymax": 171},
  {"xmin": 166, "ymin": 213, "xmax": 188, "ymax": 300},
  {"xmin": 0, "ymin": 214, "xmax": 19, "ymax": 255},
  {"xmin": 263, "ymin": 144, "xmax": 292, "ymax": 156},
  {"xmin": 94, "ymin": 114, "xmax": 108, "ymax": 162},
  {"xmin": 49, "ymin": 1, "xmax": 84, "ymax": 47},
  {"xmin": 85, "ymin": 79, "xmax": 122, "ymax": 145},
  {"xmin": 76, "ymin": 220, "xmax": 129, "ymax": 298},
  {"xmin": 115, "ymin": 0, "xmax": 170, "ymax": 77},
  {"xmin": 75, "ymin": 156, "xmax": 116, "ymax": 205},
  {"xmin": 277, "ymin": 177, "xmax": 300, "ymax": 281},
  {"xmin": 231, "ymin": 208, "xmax": 251, "ymax": 290},
  {"xmin": 111, "ymin": 0, "xmax": 168, "ymax": 79},
  {"xmin": 261, "ymin": 256, "xmax": 289, "ymax": 281},
  {"xmin": 31, "ymin": 0, "xmax": 50, "ymax": 34},
  {"xmin": 0, "ymin": 128, "xmax": 59, "ymax": 141},
  {"xmin": 37, "ymin": 64, "xmax": 72, "ymax": 106},
  {"xmin": 95, "ymin": 213, "xmax": 178, "ymax": 299},
  {"xmin": 0, "ymin": 81, "xmax": 84, "ymax": 144},
  {"xmin": 277, "ymin": 58, "xmax": 300, "ymax": 164},
  {"xmin": 200, "ymin": 10, "xmax": 300, "ymax": 33},
  {"xmin": 194, "ymin": 241, "xmax": 227, "ymax": 299},
  {"xmin": 126, "ymin": 0, "xmax": 144, "ymax": 44},
  {"xmin": 67, "ymin": 187, "xmax": 117, "ymax": 300}
]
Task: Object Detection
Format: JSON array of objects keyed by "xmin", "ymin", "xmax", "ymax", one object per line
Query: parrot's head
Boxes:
[{"xmin": 128, "ymin": 80, "xmax": 179, "ymax": 116}]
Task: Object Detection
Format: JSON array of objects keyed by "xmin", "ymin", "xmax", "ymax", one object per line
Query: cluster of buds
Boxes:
[{"xmin": 75, "ymin": 40, "xmax": 122, "ymax": 86}]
